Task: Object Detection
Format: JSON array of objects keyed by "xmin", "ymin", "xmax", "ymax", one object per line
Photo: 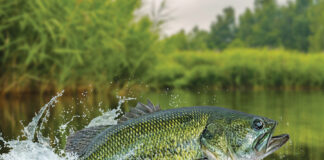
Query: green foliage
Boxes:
[
  {"xmin": 308, "ymin": 0, "xmax": 324, "ymax": 51},
  {"xmin": 165, "ymin": 0, "xmax": 317, "ymax": 52},
  {"xmin": 187, "ymin": 26, "xmax": 209, "ymax": 51},
  {"xmin": 147, "ymin": 49, "xmax": 324, "ymax": 89},
  {"xmin": 236, "ymin": 0, "xmax": 312, "ymax": 51},
  {"xmin": 161, "ymin": 30, "xmax": 189, "ymax": 53},
  {"xmin": 161, "ymin": 27, "xmax": 208, "ymax": 53},
  {"xmin": 0, "ymin": 0, "xmax": 159, "ymax": 93},
  {"xmin": 1, "ymin": 0, "xmax": 324, "ymax": 93},
  {"xmin": 240, "ymin": 0, "xmax": 281, "ymax": 47},
  {"xmin": 208, "ymin": 7, "xmax": 236, "ymax": 50}
]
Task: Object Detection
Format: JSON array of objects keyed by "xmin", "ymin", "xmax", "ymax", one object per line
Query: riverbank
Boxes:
[
  {"xmin": 147, "ymin": 48, "xmax": 324, "ymax": 90},
  {"xmin": 1, "ymin": 48, "xmax": 324, "ymax": 95}
]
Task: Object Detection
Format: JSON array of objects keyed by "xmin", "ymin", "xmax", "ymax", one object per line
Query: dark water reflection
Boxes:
[{"xmin": 0, "ymin": 89, "xmax": 324, "ymax": 159}]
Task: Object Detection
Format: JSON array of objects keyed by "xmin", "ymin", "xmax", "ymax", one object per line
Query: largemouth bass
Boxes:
[{"xmin": 65, "ymin": 100, "xmax": 289, "ymax": 160}]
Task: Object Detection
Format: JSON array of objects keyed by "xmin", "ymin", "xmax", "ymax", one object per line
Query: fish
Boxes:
[{"xmin": 65, "ymin": 100, "xmax": 289, "ymax": 160}]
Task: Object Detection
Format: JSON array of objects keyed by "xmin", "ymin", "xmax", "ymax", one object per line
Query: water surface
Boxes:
[{"xmin": 0, "ymin": 90, "xmax": 323, "ymax": 159}]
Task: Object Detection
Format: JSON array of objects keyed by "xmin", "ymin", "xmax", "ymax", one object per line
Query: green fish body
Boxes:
[{"xmin": 66, "ymin": 101, "xmax": 289, "ymax": 160}]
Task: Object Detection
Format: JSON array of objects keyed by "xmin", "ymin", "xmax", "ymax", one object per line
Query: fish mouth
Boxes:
[
  {"xmin": 255, "ymin": 122, "xmax": 289, "ymax": 159},
  {"xmin": 256, "ymin": 133, "xmax": 289, "ymax": 159},
  {"xmin": 264, "ymin": 134, "xmax": 289, "ymax": 157}
]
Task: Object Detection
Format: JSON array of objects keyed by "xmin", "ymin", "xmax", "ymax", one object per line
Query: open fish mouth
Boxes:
[
  {"xmin": 254, "ymin": 120, "xmax": 289, "ymax": 159},
  {"xmin": 265, "ymin": 134, "xmax": 289, "ymax": 155},
  {"xmin": 258, "ymin": 133, "xmax": 289, "ymax": 159}
]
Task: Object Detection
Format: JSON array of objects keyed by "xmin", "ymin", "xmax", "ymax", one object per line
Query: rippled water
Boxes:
[{"xmin": 0, "ymin": 89, "xmax": 324, "ymax": 159}]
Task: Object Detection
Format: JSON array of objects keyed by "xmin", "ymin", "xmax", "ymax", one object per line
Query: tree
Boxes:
[
  {"xmin": 236, "ymin": 9, "xmax": 255, "ymax": 47},
  {"xmin": 308, "ymin": 0, "xmax": 324, "ymax": 51},
  {"xmin": 161, "ymin": 30, "xmax": 189, "ymax": 52},
  {"xmin": 236, "ymin": 0, "xmax": 312, "ymax": 51},
  {"xmin": 187, "ymin": 26, "xmax": 209, "ymax": 50},
  {"xmin": 278, "ymin": 0, "xmax": 311, "ymax": 51},
  {"xmin": 208, "ymin": 7, "xmax": 236, "ymax": 50},
  {"xmin": 249, "ymin": 0, "xmax": 281, "ymax": 47}
]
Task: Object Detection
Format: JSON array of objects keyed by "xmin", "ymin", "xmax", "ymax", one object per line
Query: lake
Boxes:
[{"xmin": 0, "ymin": 89, "xmax": 323, "ymax": 159}]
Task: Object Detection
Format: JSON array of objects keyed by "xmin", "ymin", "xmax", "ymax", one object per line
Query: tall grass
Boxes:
[
  {"xmin": 147, "ymin": 48, "xmax": 324, "ymax": 90},
  {"xmin": 0, "ymin": 0, "xmax": 159, "ymax": 94},
  {"xmin": 1, "ymin": 0, "xmax": 324, "ymax": 94}
]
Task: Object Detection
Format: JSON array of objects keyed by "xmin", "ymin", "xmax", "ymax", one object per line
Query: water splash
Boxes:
[
  {"xmin": 86, "ymin": 96, "xmax": 136, "ymax": 128},
  {"xmin": 0, "ymin": 91, "xmax": 135, "ymax": 160},
  {"xmin": 0, "ymin": 140, "xmax": 77, "ymax": 160},
  {"xmin": 0, "ymin": 132, "xmax": 3, "ymax": 150},
  {"xmin": 23, "ymin": 91, "xmax": 64, "ymax": 140},
  {"xmin": 0, "ymin": 91, "xmax": 78, "ymax": 160},
  {"xmin": 59, "ymin": 115, "xmax": 80, "ymax": 135},
  {"xmin": 169, "ymin": 93, "xmax": 181, "ymax": 108}
]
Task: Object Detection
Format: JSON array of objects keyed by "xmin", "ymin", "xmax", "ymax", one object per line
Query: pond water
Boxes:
[{"xmin": 0, "ymin": 89, "xmax": 323, "ymax": 159}]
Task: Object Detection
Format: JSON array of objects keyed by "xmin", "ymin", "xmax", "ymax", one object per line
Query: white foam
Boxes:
[
  {"xmin": 0, "ymin": 91, "xmax": 78, "ymax": 160},
  {"xmin": 86, "ymin": 96, "xmax": 136, "ymax": 128},
  {"xmin": 0, "ymin": 91, "xmax": 135, "ymax": 160}
]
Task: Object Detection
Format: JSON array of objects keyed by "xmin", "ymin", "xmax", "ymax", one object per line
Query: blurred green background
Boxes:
[
  {"xmin": 1, "ymin": 0, "xmax": 324, "ymax": 93},
  {"xmin": 1, "ymin": 0, "xmax": 324, "ymax": 159}
]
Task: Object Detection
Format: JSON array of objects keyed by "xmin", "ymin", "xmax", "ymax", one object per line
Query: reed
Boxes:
[{"xmin": 0, "ymin": 0, "xmax": 159, "ymax": 94}]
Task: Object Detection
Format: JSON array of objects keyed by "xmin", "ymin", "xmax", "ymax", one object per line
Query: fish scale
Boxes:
[
  {"xmin": 82, "ymin": 109, "xmax": 209, "ymax": 159},
  {"xmin": 66, "ymin": 101, "xmax": 289, "ymax": 160}
]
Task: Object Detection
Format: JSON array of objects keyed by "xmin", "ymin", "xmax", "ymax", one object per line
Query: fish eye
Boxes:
[{"xmin": 252, "ymin": 119, "xmax": 264, "ymax": 130}]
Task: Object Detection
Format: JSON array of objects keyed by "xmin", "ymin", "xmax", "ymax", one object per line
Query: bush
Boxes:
[
  {"xmin": 146, "ymin": 48, "xmax": 324, "ymax": 89},
  {"xmin": 0, "ymin": 0, "xmax": 159, "ymax": 93}
]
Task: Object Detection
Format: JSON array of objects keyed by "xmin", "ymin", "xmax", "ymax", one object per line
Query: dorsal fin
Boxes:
[
  {"xmin": 117, "ymin": 99, "xmax": 160, "ymax": 123},
  {"xmin": 65, "ymin": 100, "xmax": 160, "ymax": 156},
  {"xmin": 65, "ymin": 125, "xmax": 108, "ymax": 155}
]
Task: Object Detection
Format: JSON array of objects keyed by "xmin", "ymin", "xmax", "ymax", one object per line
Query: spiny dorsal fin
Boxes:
[
  {"xmin": 117, "ymin": 99, "xmax": 160, "ymax": 123},
  {"xmin": 65, "ymin": 125, "xmax": 108, "ymax": 155}
]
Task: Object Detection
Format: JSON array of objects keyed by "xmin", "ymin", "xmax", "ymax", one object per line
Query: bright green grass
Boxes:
[{"xmin": 147, "ymin": 48, "xmax": 324, "ymax": 89}]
